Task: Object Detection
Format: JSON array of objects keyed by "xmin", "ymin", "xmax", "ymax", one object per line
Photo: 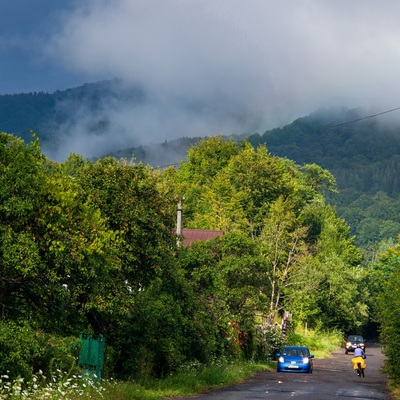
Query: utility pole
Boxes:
[{"xmin": 176, "ymin": 199, "xmax": 183, "ymax": 246}]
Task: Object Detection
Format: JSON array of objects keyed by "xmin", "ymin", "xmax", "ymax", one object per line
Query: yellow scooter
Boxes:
[{"xmin": 352, "ymin": 355, "xmax": 366, "ymax": 378}]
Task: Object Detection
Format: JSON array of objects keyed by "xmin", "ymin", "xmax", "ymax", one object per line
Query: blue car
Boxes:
[{"xmin": 276, "ymin": 346, "xmax": 314, "ymax": 373}]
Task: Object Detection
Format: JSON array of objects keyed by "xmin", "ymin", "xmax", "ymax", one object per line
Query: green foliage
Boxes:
[
  {"xmin": 253, "ymin": 324, "xmax": 288, "ymax": 360},
  {"xmin": 0, "ymin": 136, "xmax": 122, "ymax": 333},
  {"xmin": 286, "ymin": 201, "xmax": 367, "ymax": 331},
  {"xmin": 258, "ymin": 197, "xmax": 309, "ymax": 318},
  {"xmin": 0, "ymin": 321, "xmax": 81, "ymax": 382},
  {"xmin": 373, "ymin": 240, "xmax": 400, "ymax": 385},
  {"xmin": 217, "ymin": 232, "xmax": 263, "ymax": 327},
  {"xmin": 0, "ymin": 321, "xmax": 41, "ymax": 381},
  {"xmin": 181, "ymin": 136, "xmax": 241, "ymax": 185},
  {"xmin": 0, "ymin": 131, "xmax": 372, "ymax": 384},
  {"xmin": 77, "ymin": 157, "xmax": 177, "ymax": 291},
  {"xmin": 300, "ymin": 163, "xmax": 338, "ymax": 196},
  {"xmin": 249, "ymin": 108, "xmax": 400, "ymax": 250},
  {"xmin": 107, "ymin": 263, "xmax": 236, "ymax": 379},
  {"xmin": 173, "ymin": 136, "xmax": 367, "ymax": 334},
  {"xmin": 223, "ymin": 144, "xmax": 298, "ymax": 236},
  {"xmin": 285, "ymin": 327, "xmax": 343, "ymax": 358},
  {"xmin": 0, "ymin": 133, "xmax": 44, "ymax": 225},
  {"xmin": 338, "ymin": 191, "xmax": 400, "ymax": 250}
]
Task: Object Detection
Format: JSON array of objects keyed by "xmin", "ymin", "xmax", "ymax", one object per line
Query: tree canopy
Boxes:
[{"xmin": 0, "ymin": 132, "xmax": 378, "ymax": 381}]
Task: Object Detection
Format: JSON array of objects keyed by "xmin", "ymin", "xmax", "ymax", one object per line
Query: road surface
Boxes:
[{"xmin": 168, "ymin": 342, "xmax": 394, "ymax": 399}]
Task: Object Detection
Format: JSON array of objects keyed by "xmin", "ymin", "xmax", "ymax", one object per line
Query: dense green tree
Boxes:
[
  {"xmin": 0, "ymin": 133, "xmax": 119, "ymax": 333},
  {"xmin": 0, "ymin": 131, "xmax": 375, "ymax": 381},
  {"xmin": 0, "ymin": 133, "xmax": 48, "ymax": 322},
  {"xmin": 179, "ymin": 136, "xmax": 241, "ymax": 185},
  {"xmin": 186, "ymin": 173, "xmax": 248, "ymax": 231},
  {"xmin": 54, "ymin": 156, "xmax": 178, "ymax": 338},
  {"xmin": 300, "ymin": 163, "xmax": 337, "ymax": 196},
  {"xmin": 222, "ymin": 143, "xmax": 298, "ymax": 237},
  {"xmin": 174, "ymin": 136, "xmax": 242, "ymax": 225},
  {"xmin": 76, "ymin": 157, "xmax": 177, "ymax": 289},
  {"xmin": 373, "ymin": 240, "xmax": 400, "ymax": 385},
  {"xmin": 176, "ymin": 239, "xmax": 243, "ymax": 358},
  {"xmin": 217, "ymin": 231, "xmax": 264, "ymax": 329},
  {"xmin": 108, "ymin": 258, "xmax": 230, "ymax": 378},
  {"xmin": 170, "ymin": 137, "xmax": 366, "ymax": 333},
  {"xmin": 258, "ymin": 197, "xmax": 309, "ymax": 319},
  {"xmin": 36, "ymin": 165, "xmax": 119, "ymax": 333},
  {"xmin": 287, "ymin": 201, "xmax": 367, "ymax": 330}
]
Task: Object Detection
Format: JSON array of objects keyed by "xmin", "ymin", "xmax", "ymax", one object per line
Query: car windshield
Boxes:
[
  {"xmin": 282, "ymin": 348, "xmax": 308, "ymax": 357},
  {"xmin": 348, "ymin": 335, "xmax": 363, "ymax": 341}
]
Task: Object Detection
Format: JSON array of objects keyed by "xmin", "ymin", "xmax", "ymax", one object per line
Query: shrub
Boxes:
[
  {"xmin": 253, "ymin": 323, "xmax": 287, "ymax": 360},
  {"xmin": 0, "ymin": 321, "xmax": 81, "ymax": 382}
]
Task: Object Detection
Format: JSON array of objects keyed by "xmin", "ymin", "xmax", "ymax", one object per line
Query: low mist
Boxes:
[{"xmin": 5, "ymin": 1, "xmax": 400, "ymax": 160}]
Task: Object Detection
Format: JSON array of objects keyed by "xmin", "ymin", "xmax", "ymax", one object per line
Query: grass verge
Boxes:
[
  {"xmin": 88, "ymin": 328, "xmax": 343, "ymax": 399},
  {"xmin": 287, "ymin": 327, "xmax": 344, "ymax": 358},
  {"xmin": 92, "ymin": 361, "xmax": 274, "ymax": 400},
  {"xmin": 0, "ymin": 328, "xmax": 343, "ymax": 399}
]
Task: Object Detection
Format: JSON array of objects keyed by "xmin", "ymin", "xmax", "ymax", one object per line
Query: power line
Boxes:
[
  {"xmin": 154, "ymin": 106, "xmax": 400, "ymax": 169},
  {"xmin": 321, "ymin": 107, "xmax": 400, "ymax": 132}
]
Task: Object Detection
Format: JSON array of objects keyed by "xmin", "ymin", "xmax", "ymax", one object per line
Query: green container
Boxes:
[{"xmin": 79, "ymin": 334, "xmax": 105, "ymax": 381}]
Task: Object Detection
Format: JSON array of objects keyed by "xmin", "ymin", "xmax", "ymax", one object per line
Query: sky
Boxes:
[{"xmin": 1, "ymin": 0, "xmax": 400, "ymax": 160}]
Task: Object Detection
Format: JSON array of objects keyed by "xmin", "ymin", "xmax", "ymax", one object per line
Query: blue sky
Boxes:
[
  {"xmin": 2, "ymin": 1, "xmax": 400, "ymax": 160},
  {"xmin": 0, "ymin": 0, "xmax": 87, "ymax": 94}
]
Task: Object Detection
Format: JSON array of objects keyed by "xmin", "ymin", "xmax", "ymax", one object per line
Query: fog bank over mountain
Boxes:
[
  {"xmin": 2, "ymin": 80, "xmax": 400, "ymax": 163},
  {"xmin": 3, "ymin": 1, "xmax": 400, "ymax": 160},
  {"xmin": 41, "ymin": 80, "xmax": 266, "ymax": 162}
]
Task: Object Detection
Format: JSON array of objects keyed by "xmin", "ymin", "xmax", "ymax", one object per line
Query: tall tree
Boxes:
[
  {"xmin": 287, "ymin": 201, "xmax": 367, "ymax": 330},
  {"xmin": 258, "ymin": 197, "xmax": 309, "ymax": 319},
  {"xmin": 0, "ymin": 134, "xmax": 117, "ymax": 333},
  {"xmin": 372, "ymin": 240, "xmax": 400, "ymax": 385}
]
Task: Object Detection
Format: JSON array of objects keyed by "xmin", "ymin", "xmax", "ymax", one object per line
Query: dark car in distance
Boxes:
[
  {"xmin": 345, "ymin": 335, "xmax": 366, "ymax": 354},
  {"xmin": 276, "ymin": 346, "xmax": 314, "ymax": 373}
]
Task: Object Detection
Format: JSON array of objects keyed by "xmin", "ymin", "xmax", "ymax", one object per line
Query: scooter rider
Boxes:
[
  {"xmin": 354, "ymin": 344, "xmax": 365, "ymax": 358},
  {"xmin": 352, "ymin": 344, "xmax": 366, "ymax": 377}
]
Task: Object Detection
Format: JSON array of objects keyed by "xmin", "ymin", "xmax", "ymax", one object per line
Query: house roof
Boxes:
[{"xmin": 181, "ymin": 229, "xmax": 224, "ymax": 246}]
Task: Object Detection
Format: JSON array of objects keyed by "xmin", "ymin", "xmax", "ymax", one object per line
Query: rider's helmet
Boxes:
[{"xmin": 356, "ymin": 344, "xmax": 361, "ymax": 348}]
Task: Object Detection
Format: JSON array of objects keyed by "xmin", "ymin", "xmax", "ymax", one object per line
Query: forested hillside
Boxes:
[
  {"xmin": 0, "ymin": 79, "xmax": 144, "ymax": 148},
  {"xmin": 119, "ymin": 107, "xmax": 400, "ymax": 253},
  {"xmin": 247, "ymin": 107, "xmax": 400, "ymax": 252},
  {"xmin": 1, "ymin": 81, "xmax": 400, "ymax": 252}
]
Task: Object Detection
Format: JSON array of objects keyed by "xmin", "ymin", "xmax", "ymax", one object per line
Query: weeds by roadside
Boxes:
[
  {"xmin": 286, "ymin": 327, "xmax": 344, "ymax": 358},
  {"xmin": 0, "ymin": 362, "xmax": 273, "ymax": 400},
  {"xmin": 0, "ymin": 328, "xmax": 343, "ymax": 399},
  {"xmin": 0, "ymin": 369, "xmax": 111, "ymax": 399}
]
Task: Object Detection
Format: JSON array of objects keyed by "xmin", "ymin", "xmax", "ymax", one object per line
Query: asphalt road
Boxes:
[{"xmin": 168, "ymin": 342, "xmax": 394, "ymax": 400}]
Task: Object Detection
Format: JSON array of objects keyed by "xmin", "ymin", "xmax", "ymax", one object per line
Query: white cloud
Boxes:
[{"xmin": 41, "ymin": 0, "xmax": 400, "ymax": 159}]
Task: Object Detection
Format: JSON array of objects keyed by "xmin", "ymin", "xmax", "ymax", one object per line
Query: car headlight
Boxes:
[
  {"xmin": 302, "ymin": 357, "xmax": 309, "ymax": 363},
  {"xmin": 279, "ymin": 356, "xmax": 284, "ymax": 362},
  {"xmin": 346, "ymin": 342, "xmax": 352, "ymax": 346}
]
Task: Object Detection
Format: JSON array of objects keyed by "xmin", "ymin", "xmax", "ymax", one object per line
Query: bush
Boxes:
[
  {"xmin": 253, "ymin": 324, "xmax": 288, "ymax": 360},
  {"xmin": 0, "ymin": 321, "xmax": 40, "ymax": 381},
  {"xmin": 286, "ymin": 326, "xmax": 343, "ymax": 357},
  {"xmin": 0, "ymin": 321, "xmax": 81, "ymax": 381}
]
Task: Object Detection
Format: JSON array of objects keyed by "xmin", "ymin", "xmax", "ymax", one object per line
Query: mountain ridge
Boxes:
[{"xmin": 1, "ymin": 80, "xmax": 400, "ymax": 250}]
